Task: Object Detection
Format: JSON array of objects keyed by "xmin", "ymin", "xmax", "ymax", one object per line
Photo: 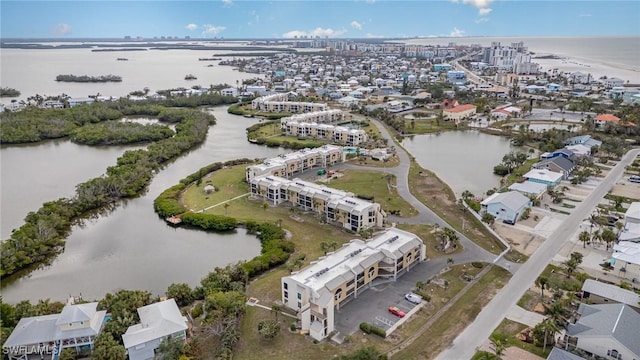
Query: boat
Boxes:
[
  {"xmin": 198, "ymin": 57, "xmax": 221, "ymax": 61},
  {"xmin": 184, "ymin": 74, "xmax": 197, "ymax": 80},
  {"xmin": 117, "ymin": 58, "xmax": 128, "ymax": 61}
]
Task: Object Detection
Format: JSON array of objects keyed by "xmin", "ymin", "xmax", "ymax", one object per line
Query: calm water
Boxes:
[
  {"xmin": 0, "ymin": 107, "xmax": 285, "ymax": 303},
  {"xmin": 0, "ymin": 48, "xmax": 260, "ymax": 102},
  {"xmin": 401, "ymin": 131, "xmax": 517, "ymax": 198}
]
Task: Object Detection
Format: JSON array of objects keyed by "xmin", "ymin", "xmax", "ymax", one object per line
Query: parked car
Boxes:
[
  {"xmin": 388, "ymin": 306, "xmax": 405, "ymax": 318},
  {"xmin": 405, "ymin": 293, "xmax": 422, "ymax": 304},
  {"xmin": 629, "ymin": 175, "xmax": 640, "ymax": 183}
]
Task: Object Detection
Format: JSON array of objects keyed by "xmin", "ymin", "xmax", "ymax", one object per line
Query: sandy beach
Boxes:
[{"xmin": 534, "ymin": 56, "xmax": 640, "ymax": 84}]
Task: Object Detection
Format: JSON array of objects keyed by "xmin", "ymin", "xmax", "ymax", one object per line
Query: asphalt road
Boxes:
[{"xmin": 435, "ymin": 148, "xmax": 640, "ymax": 360}]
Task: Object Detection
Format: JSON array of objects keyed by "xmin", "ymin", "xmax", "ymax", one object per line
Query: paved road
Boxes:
[
  {"xmin": 342, "ymin": 117, "xmax": 506, "ymax": 270},
  {"xmin": 435, "ymin": 148, "xmax": 640, "ymax": 360}
]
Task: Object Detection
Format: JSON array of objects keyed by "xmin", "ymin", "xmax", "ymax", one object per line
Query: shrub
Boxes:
[
  {"xmin": 290, "ymin": 323, "xmax": 297, "ymax": 331},
  {"xmin": 190, "ymin": 303, "xmax": 204, "ymax": 319},
  {"xmin": 471, "ymin": 262, "xmax": 484, "ymax": 269},
  {"xmin": 356, "ymin": 194, "xmax": 374, "ymax": 201},
  {"xmin": 359, "ymin": 322, "xmax": 386, "ymax": 338},
  {"xmin": 180, "ymin": 212, "xmax": 237, "ymax": 231}
]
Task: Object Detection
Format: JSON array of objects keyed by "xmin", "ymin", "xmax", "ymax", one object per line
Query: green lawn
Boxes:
[
  {"xmin": 323, "ymin": 169, "xmax": 417, "ymax": 217},
  {"xmin": 487, "ymin": 318, "xmax": 553, "ymax": 358},
  {"xmin": 181, "ymin": 164, "xmax": 252, "ymax": 212},
  {"xmin": 403, "ymin": 118, "xmax": 457, "ymax": 134}
]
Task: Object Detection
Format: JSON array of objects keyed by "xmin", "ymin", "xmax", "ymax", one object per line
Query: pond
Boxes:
[{"xmin": 401, "ymin": 131, "xmax": 518, "ymax": 198}]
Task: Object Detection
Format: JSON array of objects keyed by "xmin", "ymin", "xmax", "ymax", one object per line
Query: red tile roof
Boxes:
[
  {"xmin": 445, "ymin": 104, "xmax": 476, "ymax": 113},
  {"xmin": 595, "ymin": 114, "xmax": 620, "ymax": 122}
]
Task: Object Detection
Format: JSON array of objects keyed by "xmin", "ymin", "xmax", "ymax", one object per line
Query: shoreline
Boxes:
[{"xmin": 533, "ymin": 53, "xmax": 640, "ymax": 84}]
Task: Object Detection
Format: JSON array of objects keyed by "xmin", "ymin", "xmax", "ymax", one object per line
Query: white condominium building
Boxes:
[
  {"xmin": 283, "ymin": 121, "xmax": 368, "ymax": 146},
  {"xmin": 249, "ymin": 175, "xmax": 385, "ymax": 232},
  {"xmin": 281, "ymin": 228, "xmax": 426, "ymax": 340},
  {"xmin": 251, "ymin": 94, "xmax": 328, "ymax": 113},
  {"xmin": 280, "ymin": 109, "xmax": 345, "ymax": 127},
  {"xmin": 245, "ymin": 145, "xmax": 345, "ymax": 182}
]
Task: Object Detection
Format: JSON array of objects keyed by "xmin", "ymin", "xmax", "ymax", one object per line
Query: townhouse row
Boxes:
[
  {"xmin": 251, "ymin": 93, "xmax": 328, "ymax": 113},
  {"xmin": 250, "ymin": 175, "xmax": 385, "ymax": 232},
  {"xmin": 281, "ymin": 227, "xmax": 426, "ymax": 340}
]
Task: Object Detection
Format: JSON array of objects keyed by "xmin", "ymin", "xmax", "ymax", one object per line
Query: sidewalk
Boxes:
[{"xmin": 506, "ymin": 304, "xmax": 545, "ymax": 328}]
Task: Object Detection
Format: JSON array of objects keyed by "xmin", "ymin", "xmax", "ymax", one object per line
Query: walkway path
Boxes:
[
  {"xmin": 506, "ymin": 304, "xmax": 546, "ymax": 328},
  {"xmin": 435, "ymin": 148, "xmax": 640, "ymax": 360},
  {"xmin": 194, "ymin": 193, "xmax": 250, "ymax": 213}
]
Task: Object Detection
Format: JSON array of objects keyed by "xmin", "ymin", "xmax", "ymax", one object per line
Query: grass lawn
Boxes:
[
  {"xmin": 489, "ymin": 318, "xmax": 553, "ymax": 358},
  {"xmin": 397, "ymin": 223, "xmax": 462, "ymax": 259},
  {"xmin": 403, "ymin": 118, "xmax": 457, "ymax": 134},
  {"xmin": 392, "ymin": 265, "xmax": 511, "ymax": 359},
  {"xmin": 323, "ymin": 169, "xmax": 417, "ymax": 217},
  {"xmin": 181, "ymin": 164, "xmax": 253, "ymax": 212},
  {"xmin": 347, "ymin": 154, "xmax": 401, "ymax": 168}
]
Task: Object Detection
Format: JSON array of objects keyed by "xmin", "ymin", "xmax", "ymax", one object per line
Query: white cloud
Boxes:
[
  {"xmin": 455, "ymin": 0, "xmax": 494, "ymax": 16},
  {"xmin": 202, "ymin": 24, "xmax": 226, "ymax": 36},
  {"xmin": 282, "ymin": 27, "xmax": 346, "ymax": 38},
  {"xmin": 478, "ymin": 8, "xmax": 492, "ymax": 15},
  {"xmin": 51, "ymin": 23, "xmax": 72, "ymax": 36},
  {"xmin": 222, "ymin": 0, "xmax": 233, "ymax": 7},
  {"xmin": 449, "ymin": 27, "xmax": 465, "ymax": 37},
  {"xmin": 475, "ymin": 17, "xmax": 489, "ymax": 23},
  {"xmin": 185, "ymin": 23, "xmax": 198, "ymax": 31},
  {"xmin": 350, "ymin": 21, "xmax": 362, "ymax": 30}
]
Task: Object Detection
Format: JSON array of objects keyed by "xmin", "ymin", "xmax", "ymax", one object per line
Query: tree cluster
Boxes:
[
  {"xmin": 55, "ymin": 74, "xmax": 122, "ymax": 82},
  {"xmin": 70, "ymin": 121, "xmax": 174, "ymax": 145},
  {"xmin": 0, "ymin": 87, "xmax": 20, "ymax": 97},
  {"xmin": 493, "ymin": 151, "xmax": 528, "ymax": 176}
]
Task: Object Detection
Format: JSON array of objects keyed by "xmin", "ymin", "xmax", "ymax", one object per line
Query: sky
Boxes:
[{"xmin": 1, "ymin": 0, "xmax": 639, "ymax": 39}]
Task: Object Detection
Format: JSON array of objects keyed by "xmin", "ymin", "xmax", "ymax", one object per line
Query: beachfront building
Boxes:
[
  {"xmin": 281, "ymin": 228, "xmax": 426, "ymax": 340},
  {"xmin": 249, "ymin": 175, "xmax": 385, "ymax": 232},
  {"xmin": 251, "ymin": 94, "xmax": 328, "ymax": 113},
  {"xmin": 480, "ymin": 191, "xmax": 532, "ymax": 224},
  {"xmin": 594, "ymin": 114, "xmax": 620, "ymax": 128},
  {"xmin": 442, "ymin": 104, "xmax": 476, "ymax": 124},
  {"xmin": 282, "ymin": 122, "xmax": 368, "ymax": 146},
  {"xmin": 245, "ymin": 145, "xmax": 345, "ymax": 182},
  {"xmin": 122, "ymin": 299, "xmax": 188, "ymax": 360},
  {"xmin": 565, "ymin": 303, "xmax": 640, "ymax": 360},
  {"xmin": 280, "ymin": 109, "xmax": 346, "ymax": 128},
  {"xmin": 3, "ymin": 300, "xmax": 107, "ymax": 360}
]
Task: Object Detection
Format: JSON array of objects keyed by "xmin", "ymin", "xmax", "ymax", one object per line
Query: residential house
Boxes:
[
  {"xmin": 611, "ymin": 242, "xmax": 640, "ymax": 269},
  {"xmin": 68, "ymin": 97, "xmax": 95, "ymax": 107},
  {"xmin": 564, "ymin": 144, "xmax": 591, "ymax": 158},
  {"xmin": 546, "ymin": 83, "xmax": 562, "ymax": 92},
  {"xmin": 432, "ymin": 64, "xmax": 452, "ymax": 71},
  {"xmin": 508, "ymin": 181, "xmax": 547, "ymax": 199},
  {"xmin": 523, "ymin": 169, "xmax": 563, "ymax": 188},
  {"xmin": 618, "ymin": 202, "xmax": 640, "ymax": 243},
  {"xmin": 249, "ymin": 175, "xmax": 385, "ymax": 232},
  {"xmin": 281, "ymin": 228, "xmax": 426, "ymax": 340},
  {"xmin": 563, "ymin": 135, "xmax": 602, "ymax": 148},
  {"xmin": 540, "ymin": 148, "xmax": 577, "ymax": 163},
  {"xmin": 220, "ymin": 88, "xmax": 238, "ymax": 97},
  {"xmin": 440, "ymin": 98, "xmax": 459, "ymax": 109},
  {"xmin": 565, "ymin": 303, "xmax": 640, "ymax": 360},
  {"xmin": 3, "ymin": 300, "xmax": 107, "ymax": 360},
  {"xmin": 480, "ymin": 191, "xmax": 532, "ymax": 224},
  {"xmin": 532, "ymin": 157, "xmax": 576, "ymax": 180},
  {"xmin": 594, "ymin": 114, "xmax": 620, "ymax": 128},
  {"xmin": 491, "ymin": 105, "xmax": 522, "ymax": 119},
  {"xmin": 443, "ymin": 104, "xmax": 477, "ymax": 124},
  {"xmin": 122, "ymin": 299, "xmax": 188, "ymax": 360},
  {"xmin": 580, "ymin": 279, "xmax": 640, "ymax": 310},
  {"xmin": 338, "ymin": 96, "xmax": 360, "ymax": 107},
  {"xmin": 546, "ymin": 347, "xmax": 585, "ymax": 360},
  {"xmin": 603, "ymin": 77, "xmax": 624, "ymax": 88}
]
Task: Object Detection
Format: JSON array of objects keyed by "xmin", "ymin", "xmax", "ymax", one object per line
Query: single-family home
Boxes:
[
  {"xmin": 523, "ymin": 169, "xmax": 563, "ymax": 188},
  {"xmin": 443, "ymin": 104, "xmax": 477, "ymax": 123},
  {"xmin": 546, "ymin": 83, "xmax": 562, "ymax": 92},
  {"xmin": 618, "ymin": 202, "xmax": 640, "ymax": 243},
  {"xmin": 547, "ymin": 347, "xmax": 585, "ymax": 360},
  {"xmin": 3, "ymin": 300, "xmax": 107, "ymax": 360},
  {"xmin": 68, "ymin": 97, "xmax": 95, "ymax": 107},
  {"xmin": 540, "ymin": 148, "xmax": 577, "ymax": 163},
  {"xmin": 338, "ymin": 96, "xmax": 360, "ymax": 107},
  {"xmin": 603, "ymin": 77, "xmax": 624, "ymax": 88},
  {"xmin": 122, "ymin": 298, "xmax": 189, "ymax": 360},
  {"xmin": 433, "ymin": 64, "xmax": 452, "ymax": 71},
  {"xmin": 594, "ymin": 114, "xmax": 620, "ymax": 127},
  {"xmin": 565, "ymin": 303, "xmax": 640, "ymax": 360},
  {"xmin": 508, "ymin": 181, "xmax": 547, "ymax": 199},
  {"xmin": 220, "ymin": 88, "xmax": 238, "ymax": 97},
  {"xmin": 532, "ymin": 157, "xmax": 576, "ymax": 179},
  {"xmin": 580, "ymin": 279, "xmax": 640, "ymax": 310},
  {"xmin": 564, "ymin": 144, "xmax": 591, "ymax": 158},
  {"xmin": 563, "ymin": 135, "xmax": 602, "ymax": 148},
  {"xmin": 480, "ymin": 191, "xmax": 532, "ymax": 224},
  {"xmin": 491, "ymin": 105, "xmax": 522, "ymax": 119}
]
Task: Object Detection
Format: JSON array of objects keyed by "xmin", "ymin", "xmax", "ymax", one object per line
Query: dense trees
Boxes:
[
  {"xmin": 0, "ymin": 102, "xmax": 223, "ymax": 278},
  {"xmin": 70, "ymin": 121, "xmax": 174, "ymax": 145},
  {"xmin": 55, "ymin": 74, "xmax": 122, "ymax": 82},
  {"xmin": 0, "ymin": 87, "xmax": 20, "ymax": 97}
]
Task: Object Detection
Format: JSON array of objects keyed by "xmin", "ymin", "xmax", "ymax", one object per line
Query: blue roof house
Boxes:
[
  {"xmin": 546, "ymin": 83, "xmax": 562, "ymax": 92},
  {"xmin": 480, "ymin": 191, "xmax": 532, "ymax": 224}
]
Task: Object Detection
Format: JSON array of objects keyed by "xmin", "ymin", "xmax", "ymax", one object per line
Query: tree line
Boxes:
[
  {"xmin": 55, "ymin": 74, "xmax": 122, "ymax": 82},
  {"xmin": 0, "ymin": 98, "xmax": 240, "ymax": 278}
]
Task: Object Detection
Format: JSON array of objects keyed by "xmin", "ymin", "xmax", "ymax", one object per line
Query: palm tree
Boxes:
[
  {"xmin": 564, "ymin": 258, "xmax": 579, "ymax": 278},
  {"xmin": 319, "ymin": 241, "xmax": 330, "ymax": 255},
  {"xmin": 578, "ymin": 231, "xmax": 590, "ymax": 248},
  {"xmin": 539, "ymin": 318, "xmax": 559, "ymax": 352},
  {"xmin": 536, "ymin": 275, "xmax": 549, "ymax": 299},
  {"xmin": 328, "ymin": 241, "xmax": 339, "ymax": 252},
  {"xmin": 489, "ymin": 337, "xmax": 505, "ymax": 360},
  {"xmin": 271, "ymin": 305, "xmax": 281, "ymax": 321},
  {"xmin": 600, "ymin": 228, "xmax": 616, "ymax": 250}
]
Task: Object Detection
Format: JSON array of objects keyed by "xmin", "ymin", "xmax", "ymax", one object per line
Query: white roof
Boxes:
[
  {"xmin": 523, "ymin": 169, "xmax": 563, "ymax": 183},
  {"xmin": 625, "ymin": 202, "xmax": 640, "ymax": 221},
  {"xmin": 612, "ymin": 241, "xmax": 640, "ymax": 266},
  {"xmin": 481, "ymin": 191, "xmax": 530, "ymax": 211},
  {"xmin": 565, "ymin": 144, "xmax": 591, "ymax": 154},
  {"xmin": 122, "ymin": 299, "xmax": 188, "ymax": 349},
  {"xmin": 508, "ymin": 181, "xmax": 547, "ymax": 196},
  {"xmin": 582, "ymin": 279, "xmax": 640, "ymax": 307}
]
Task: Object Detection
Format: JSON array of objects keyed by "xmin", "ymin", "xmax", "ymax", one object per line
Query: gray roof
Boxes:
[
  {"xmin": 581, "ymin": 279, "xmax": 640, "ymax": 307},
  {"xmin": 547, "ymin": 347, "xmax": 587, "ymax": 360},
  {"xmin": 56, "ymin": 302, "xmax": 95, "ymax": 325},
  {"xmin": 535, "ymin": 157, "xmax": 576, "ymax": 173},
  {"xmin": 122, "ymin": 299, "xmax": 188, "ymax": 349},
  {"xmin": 567, "ymin": 303, "xmax": 640, "ymax": 357},
  {"xmin": 481, "ymin": 191, "xmax": 531, "ymax": 212},
  {"xmin": 508, "ymin": 181, "xmax": 548, "ymax": 195}
]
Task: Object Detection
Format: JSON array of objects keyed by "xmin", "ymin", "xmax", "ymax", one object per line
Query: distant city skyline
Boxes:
[{"xmin": 1, "ymin": 1, "xmax": 639, "ymax": 39}]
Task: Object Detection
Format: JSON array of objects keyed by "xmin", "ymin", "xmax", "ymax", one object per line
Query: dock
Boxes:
[{"xmin": 165, "ymin": 215, "xmax": 182, "ymax": 226}]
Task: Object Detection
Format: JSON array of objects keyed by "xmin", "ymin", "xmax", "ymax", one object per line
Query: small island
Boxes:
[
  {"xmin": 0, "ymin": 87, "xmax": 21, "ymax": 97},
  {"xmin": 184, "ymin": 74, "xmax": 198, "ymax": 80},
  {"xmin": 55, "ymin": 74, "xmax": 122, "ymax": 83}
]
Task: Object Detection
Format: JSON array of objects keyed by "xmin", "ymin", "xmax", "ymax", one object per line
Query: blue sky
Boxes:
[{"xmin": 1, "ymin": 1, "xmax": 639, "ymax": 39}]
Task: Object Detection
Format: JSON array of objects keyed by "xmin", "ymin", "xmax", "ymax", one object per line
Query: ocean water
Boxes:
[{"xmin": 404, "ymin": 36, "xmax": 640, "ymax": 71}]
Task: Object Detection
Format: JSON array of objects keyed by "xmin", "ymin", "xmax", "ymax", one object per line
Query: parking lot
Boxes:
[{"xmin": 333, "ymin": 259, "xmax": 446, "ymax": 336}]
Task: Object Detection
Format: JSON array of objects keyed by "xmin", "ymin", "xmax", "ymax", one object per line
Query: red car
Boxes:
[{"xmin": 388, "ymin": 306, "xmax": 405, "ymax": 318}]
